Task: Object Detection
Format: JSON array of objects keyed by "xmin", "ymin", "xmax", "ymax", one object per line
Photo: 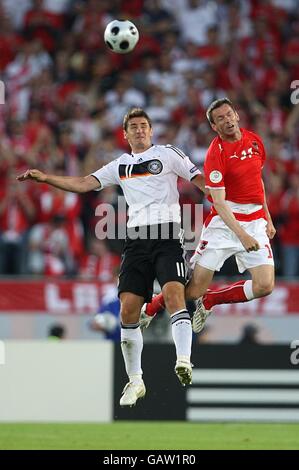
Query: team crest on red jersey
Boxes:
[{"xmin": 199, "ymin": 240, "xmax": 208, "ymax": 251}]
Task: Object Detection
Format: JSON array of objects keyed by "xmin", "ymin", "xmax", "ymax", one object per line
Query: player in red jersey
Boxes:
[{"xmin": 141, "ymin": 98, "xmax": 276, "ymax": 333}]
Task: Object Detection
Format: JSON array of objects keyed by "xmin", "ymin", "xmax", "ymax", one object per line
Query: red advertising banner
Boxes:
[
  {"xmin": 0, "ymin": 280, "xmax": 298, "ymax": 315},
  {"xmin": 0, "ymin": 280, "xmax": 103, "ymax": 314}
]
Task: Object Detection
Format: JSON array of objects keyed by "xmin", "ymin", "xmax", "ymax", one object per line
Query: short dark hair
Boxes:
[
  {"xmin": 206, "ymin": 98, "xmax": 236, "ymax": 124},
  {"xmin": 123, "ymin": 108, "xmax": 152, "ymax": 131}
]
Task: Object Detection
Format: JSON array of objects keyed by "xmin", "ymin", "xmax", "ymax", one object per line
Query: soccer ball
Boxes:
[{"xmin": 104, "ymin": 19, "xmax": 139, "ymax": 54}]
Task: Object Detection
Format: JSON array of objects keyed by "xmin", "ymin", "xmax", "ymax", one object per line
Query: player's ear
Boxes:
[
  {"xmin": 235, "ymin": 111, "xmax": 240, "ymax": 122},
  {"xmin": 210, "ymin": 123, "xmax": 217, "ymax": 133},
  {"xmin": 123, "ymin": 130, "xmax": 127, "ymax": 140}
]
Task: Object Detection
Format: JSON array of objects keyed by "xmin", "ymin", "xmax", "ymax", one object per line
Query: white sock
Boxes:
[
  {"xmin": 121, "ymin": 324, "xmax": 143, "ymax": 383},
  {"xmin": 244, "ymin": 280, "xmax": 254, "ymax": 300},
  {"xmin": 171, "ymin": 309, "xmax": 192, "ymax": 360}
]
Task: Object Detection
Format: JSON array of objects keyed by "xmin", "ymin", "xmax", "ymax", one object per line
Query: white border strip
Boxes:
[
  {"xmin": 192, "ymin": 369, "xmax": 299, "ymax": 384},
  {"xmin": 187, "ymin": 388, "xmax": 299, "ymax": 404},
  {"xmin": 187, "ymin": 408, "xmax": 299, "ymax": 422}
]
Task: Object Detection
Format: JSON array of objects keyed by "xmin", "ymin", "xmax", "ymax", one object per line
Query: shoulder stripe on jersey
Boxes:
[{"xmin": 166, "ymin": 144, "xmax": 186, "ymax": 159}]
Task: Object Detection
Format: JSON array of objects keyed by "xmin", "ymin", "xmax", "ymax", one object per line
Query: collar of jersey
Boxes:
[{"xmin": 131, "ymin": 144, "xmax": 155, "ymax": 157}]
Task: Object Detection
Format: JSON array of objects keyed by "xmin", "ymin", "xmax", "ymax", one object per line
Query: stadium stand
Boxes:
[{"xmin": 0, "ymin": 0, "xmax": 298, "ymax": 280}]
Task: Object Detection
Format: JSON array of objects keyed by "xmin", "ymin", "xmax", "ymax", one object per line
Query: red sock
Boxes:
[
  {"xmin": 146, "ymin": 292, "xmax": 165, "ymax": 317},
  {"xmin": 203, "ymin": 280, "xmax": 248, "ymax": 310}
]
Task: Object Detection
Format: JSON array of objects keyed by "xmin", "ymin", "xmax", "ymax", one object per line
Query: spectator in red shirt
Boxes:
[
  {"xmin": 24, "ymin": 0, "xmax": 64, "ymax": 52},
  {"xmin": 26, "ymin": 213, "xmax": 75, "ymax": 276},
  {"xmin": 79, "ymin": 238, "xmax": 120, "ymax": 283},
  {"xmin": 0, "ymin": 173, "xmax": 36, "ymax": 274}
]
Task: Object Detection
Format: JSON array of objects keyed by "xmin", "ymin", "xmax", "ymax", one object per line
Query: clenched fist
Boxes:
[{"xmin": 239, "ymin": 232, "xmax": 260, "ymax": 253}]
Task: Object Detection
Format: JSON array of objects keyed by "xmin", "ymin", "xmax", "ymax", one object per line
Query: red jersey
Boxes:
[{"xmin": 204, "ymin": 128, "xmax": 266, "ymax": 205}]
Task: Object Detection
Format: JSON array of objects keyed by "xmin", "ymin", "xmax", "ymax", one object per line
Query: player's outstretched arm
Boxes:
[{"xmin": 16, "ymin": 169, "xmax": 100, "ymax": 193}]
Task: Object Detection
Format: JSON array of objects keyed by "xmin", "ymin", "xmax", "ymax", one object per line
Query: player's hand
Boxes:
[
  {"xmin": 266, "ymin": 220, "xmax": 276, "ymax": 239},
  {"xmin": 16, "ymin": 169, "xmax": 47, "ymax": 183},
  {"xmin": 239, "ymin": 233, "xmax": 260, "ymax": 253}
]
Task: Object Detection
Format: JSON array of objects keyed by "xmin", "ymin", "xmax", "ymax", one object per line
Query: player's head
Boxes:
[
  {"xmin": 123, "ymin": 108, "xmax": 153, "ymax": 153},
  {"xmin": 206, "ymin": 98, "xmax": 240, "ymax": 139}
]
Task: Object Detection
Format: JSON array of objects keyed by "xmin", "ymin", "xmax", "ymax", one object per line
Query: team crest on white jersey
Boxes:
[
  {"xmin": 209, "ymin": 170, "xmax": 223, "ymax": 183},
  {"xmin": 147, "ymin": 159, "xmax": 163, "ymax": 174}
]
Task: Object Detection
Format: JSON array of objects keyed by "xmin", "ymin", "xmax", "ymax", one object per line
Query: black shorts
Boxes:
[{"xmin": 118, "ymin": 223, "xmax": 186, "ymax": 302}]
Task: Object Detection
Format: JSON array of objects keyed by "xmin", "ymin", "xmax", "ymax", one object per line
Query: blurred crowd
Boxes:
[{"xmin": 0, "ymin": 0, "xmax": 299, "ymax": 278}]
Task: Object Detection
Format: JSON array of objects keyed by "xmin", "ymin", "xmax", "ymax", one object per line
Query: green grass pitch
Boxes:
[{"xmin": 0, "ymin": 422, "xmax": 298, "ymax": 450}]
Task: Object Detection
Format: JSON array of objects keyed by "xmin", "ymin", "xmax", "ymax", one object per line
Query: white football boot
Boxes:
[
  {"xmin": 119, "ymin": 380, "xmax": 146, "ymax": 407},
  {"xmin": 139, "ymin": 303, "xmax": 155, "ymax": 331},
  {"xmin": 192, "ymin": 297, "xmax": 212, "ymax": 333},
  {"xmin": 175, "ymin": 356, "xmax": 193, "ymax": 386}
]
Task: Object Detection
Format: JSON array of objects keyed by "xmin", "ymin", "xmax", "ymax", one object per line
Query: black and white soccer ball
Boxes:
[{"xmin": 104, "ymin": 20, "xmax": 139, "ymax": 54}]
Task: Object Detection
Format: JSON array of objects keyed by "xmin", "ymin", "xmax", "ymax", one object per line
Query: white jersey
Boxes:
[{"xmin": 92, "ymin": 144, "xmax": 201, "ymax": 227}]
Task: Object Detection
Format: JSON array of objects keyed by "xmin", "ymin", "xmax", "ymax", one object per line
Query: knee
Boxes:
[
  {"xmin": 253, "ymin": 279, "xmax": 274, "ymax": 297},
  {"xmin": 120, "ymin": 302, "xmax": 133, "ymax": 318},
  {"xmin": 120, "ymin": 299, "xmax": 140, "ymax": 324},
  {"xmin": 163, "ymin": 289, "xmax": 185, "ymax": 313}
]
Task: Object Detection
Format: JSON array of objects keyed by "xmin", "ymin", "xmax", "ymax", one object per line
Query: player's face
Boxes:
[
  {"xmin": 210, "ymin": 104, "xmax": 240, "ymax": 140},
  {"xmin": 124, "ymin": 117, "xmax": 153, "ymax": 153}
]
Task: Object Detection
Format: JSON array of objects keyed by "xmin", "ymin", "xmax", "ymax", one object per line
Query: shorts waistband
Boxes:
[
  {"xmin": 126, "ymin": 222, "xmax": 182, "ymax": 240},
  {"xmin": 204, "ymin": 207, "xmax": 266, "ymax": 228}
]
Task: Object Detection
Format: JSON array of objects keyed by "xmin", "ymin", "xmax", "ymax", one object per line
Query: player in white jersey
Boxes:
[{"xmin": 17, "ymin": 108, "xmax": 206, "ymax": 407}]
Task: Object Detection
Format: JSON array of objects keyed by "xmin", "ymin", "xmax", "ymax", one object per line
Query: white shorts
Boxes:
[{"xmin": 190, "ymin": 216, "xmax": 275, "ymax": 273}]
